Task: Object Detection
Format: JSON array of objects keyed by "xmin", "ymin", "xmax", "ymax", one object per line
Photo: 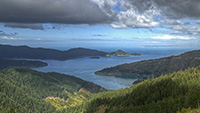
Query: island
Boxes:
[{"xmin": 106, "ymin": 50, "xmax": 131, "ymax": 57}]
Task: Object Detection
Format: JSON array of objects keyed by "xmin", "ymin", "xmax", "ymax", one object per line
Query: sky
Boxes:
[{"xmin": 0, "ymin": 0, "xmax": 200, "ymax": 50}]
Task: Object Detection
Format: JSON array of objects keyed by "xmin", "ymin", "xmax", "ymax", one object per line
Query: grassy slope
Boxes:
[
  {"xmin": 66, "ymin": 66, "xmax": 200, "ymax": 113},
  {"xmin": 45, "ymin": 88, "xmax": 92, "ymax": 110},
  {"xmin": 0, "ymin": 69, "xmax": 105, "ymax": 113}
]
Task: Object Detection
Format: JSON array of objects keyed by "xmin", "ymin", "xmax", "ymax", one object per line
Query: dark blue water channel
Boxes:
[{"xmin": 34, "ymin": 48, "xmax": 195, "ymax": 90}]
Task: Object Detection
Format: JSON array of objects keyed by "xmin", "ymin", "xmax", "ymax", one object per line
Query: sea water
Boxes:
[{"xmin": 34, "ymin": 47, "xmax": 195, "ymax": 90}]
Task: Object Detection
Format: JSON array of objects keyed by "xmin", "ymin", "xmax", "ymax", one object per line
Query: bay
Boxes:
[{"xmin": 34, "ymin": 48, "xmax": 194, "ymax": 90}]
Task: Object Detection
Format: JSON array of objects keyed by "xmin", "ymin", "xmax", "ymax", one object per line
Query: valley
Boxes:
[
  {"xmin": 0, "ymin": 44, "xmax": 199, "ymax": 113},
  {"xmin": 0, "ymin": 1, "xmax": 199, "ymax": 112}
]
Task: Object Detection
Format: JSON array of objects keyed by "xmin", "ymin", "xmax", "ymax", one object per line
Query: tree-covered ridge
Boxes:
[
  {"xmin": 0, "ymin": 44, "xmax": 107, "ymax": 60},
  {"xmin": 65, "ymin": 66, "xmax": 200, "ymax": 113},
  {"xmin": 0, "ymin": 59, "xmax": 47, "ymax": 69},
  {"xmin": 96, "ymin": 49, "xmax": 200, "ymax": 77},
  {"xmin": 0, "ymin": 69, "xmax": 105, "ymax": 113}
]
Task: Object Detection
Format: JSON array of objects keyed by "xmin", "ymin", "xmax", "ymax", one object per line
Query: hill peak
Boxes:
[{"xmin": 106, "ymin": 49, "xmax": 130, "ymax": 57}]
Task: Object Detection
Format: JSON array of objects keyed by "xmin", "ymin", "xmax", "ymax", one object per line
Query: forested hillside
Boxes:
[
  {"xmin": 65, "ymin": 66, "xmax": 200, "ymax": 113},
  {"xmin": 0, "ymin": 59, "xmax": 47, "ymax": 69},
  {"xmin": 0, "ymin": 69, "xmax": 105, "ymax": 113},
  {"xmin": 2, "ymin": 59, "xmax": 200, "ymax": 113},
  {"xmin": 96, "ymin": 49, "xmax": 200, "ymax": 77}
]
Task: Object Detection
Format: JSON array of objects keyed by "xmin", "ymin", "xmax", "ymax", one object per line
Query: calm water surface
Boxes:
[{"xmin": 34, "ymin": 48, "xmax": 195, "ymax": 90}]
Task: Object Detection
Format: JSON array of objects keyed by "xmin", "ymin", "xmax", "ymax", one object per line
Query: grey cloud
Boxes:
[
  {"xmin": 170, "ymin": 24, "xmax": 200, "ymax": 35},
  {"xmin": 164, "ymin": 19, "xmax": 181, "ymax": 25},
  {"xmin": 153, "ymin": 0, "xmax": 200, "ymax": 19},
  {"xmin": 4, "ymin": 23, "xmax": 44, "ymax": 30},
  {"xmin": 1, "ymin": 36, "xmax": 42, "ymax": 41},
  {"xmin": 92, "ymin": 34, "xmax": 106, "ymax": 37},
  {"xmin": 142, "ymin": 45, "xmax": 185, "ymax": 48},
  {"xmin": 0, "ymin": 30, "xmax": 18, "ymax": 37},
  {"xmin": 72, "ymin": 37, "xmax": 141, "ymax": 42},
  {"xmin": 72, "ymin": 38, "xmax": 114, "ymax": 41},
  {"xmin": 196, "ymin": 21, "xmax": 200, "ymax": 25},
  {"xmin": 0, "ymin": 0, "xmax": 200, "ymax": 30},
  {"xmin": 154, "ymin": 23, "xmax": 200, "ymax": 37},
  {"xmin": 115, "ymin": 0, "xmax": 200, "ymax": 29},
  {"xmin": 183, "ymin": 22, "xmax": 190, "ymax": 25},
  {"xmin": 149, "ymin": 28, "xmax": 174, "ymax": 34},
  {"xmin": 124, "ymin": 0, "xmax": 156, "ymax": 14},
  {"xmin": 111, "ymin": 0, "xmax": 160, "ymax": 28},
  {"xmin": 0, "ymin": 31, "xmax": 7, "ymax": 36},
  {"xmin": 10, "ymin": 32, "xmax": 18, "ymax": 36},
  {"xmin": 0, "ymin": 0, "xmax": 112, "ymax": 24},
  {"xmin": 125, "ymin": 0, "xmax": 200, "ymax": 19},
  {"xmin": 121, "ymin": 0, "xmax": 200, "ymax": 37}
]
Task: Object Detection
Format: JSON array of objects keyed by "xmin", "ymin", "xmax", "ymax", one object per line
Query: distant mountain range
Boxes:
[
  {"xmin": 95, "ymin": 49, "xmax": 200, "ymax": 77},
  {"xmin": 0, "ymin": 44, "xmax": 107, "ymax": 60}
]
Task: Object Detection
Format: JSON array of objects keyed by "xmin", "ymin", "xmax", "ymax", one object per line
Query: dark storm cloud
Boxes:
[
  {"xmin": 125, "ymin": 0, "xmax": 200, "ymax": 19},
  {"xmin": 4, "ymin": 23, "xmax": 44, "ymax": 30},
  {"xmin": 0, "ymin": 0, "xmax": 111, "ymax": 24},
  {"xmin": 153, "ymin": 0, "xmax": 200, "ymax": 19},
  {"xmin": 117, "ymin": 0, "xmax": 200, "ymax": 38},
  {"xmin": 0, "ymin": 0, "xmax": 200, "ymax": 29}
]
